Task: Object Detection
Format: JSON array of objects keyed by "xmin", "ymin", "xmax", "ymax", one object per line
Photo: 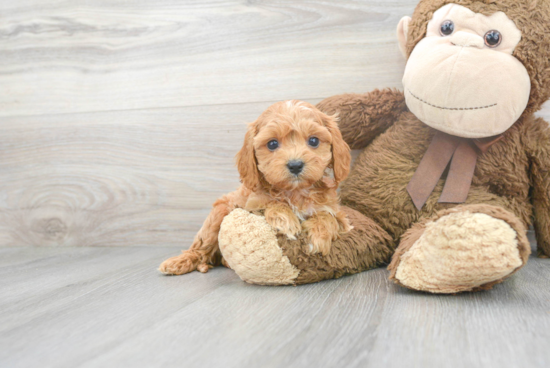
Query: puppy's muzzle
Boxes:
[{"xmin": 287, "ymin": 160, "xmax": 305, "ymax": 175}]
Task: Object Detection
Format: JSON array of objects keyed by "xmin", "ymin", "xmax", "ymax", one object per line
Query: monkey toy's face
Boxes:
[{"xmin": 398, "ymin": 4, "xmax": 531, "ymax": 138}]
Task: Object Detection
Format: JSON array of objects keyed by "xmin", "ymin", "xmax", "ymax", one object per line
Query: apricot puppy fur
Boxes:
[{"xmin": 159, "ymin": 100, "xmax": 352, "ymax": 275}]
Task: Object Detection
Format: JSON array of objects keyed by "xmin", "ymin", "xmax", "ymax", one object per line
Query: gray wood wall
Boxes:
[{"xmin": 1, "ymin": 0, "xmax": 549, "ymax": 247}]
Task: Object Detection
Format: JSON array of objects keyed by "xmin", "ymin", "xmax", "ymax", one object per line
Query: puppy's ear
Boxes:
[
  {"xmin": 236, "ymin": 122, "xmax": 261, "ymax": 190},
  {"xmin": 323, "ymin": 114, "xmax": 351, "ymax": 184}
]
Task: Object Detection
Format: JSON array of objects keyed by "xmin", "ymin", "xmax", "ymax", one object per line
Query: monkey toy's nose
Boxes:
[
  {"xmin": 450, "ymin": 31, "xmax": 485, "ymax": 49},
  {"xmin": 287, "ymin": 160, "xmax": 305, "ymax": 175}
]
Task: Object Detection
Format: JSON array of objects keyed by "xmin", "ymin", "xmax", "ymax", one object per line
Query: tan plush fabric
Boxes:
[
  {"xmin": 401, "ymin": 4, "xmax": 531, "ymax": 138},
  {"xmin": 405, "ymin": 0, "xmax": 550, "ymax": 118},
  {"xmin": 394, "ymin": 211, "xmax": 522, "ymax": 293},
  {"xmin": 218, "ymin": 209, "xmax": 299, "ymax": 286},
  {"xmin": 397, "ymin": 16, "xmax": 411, "ymax": 58},
  {"xmin": 388, "ymin": 204, "xmax": 531, "ymax": 293}
]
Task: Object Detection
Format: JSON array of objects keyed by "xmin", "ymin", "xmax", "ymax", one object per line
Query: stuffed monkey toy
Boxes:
[
  {"xmin": 324, "ymin": 0, "xmax": 550, "ymax": 293},
  {"xmin": 177, "ymin": 0, "xmax": 550, "ymax": 293}
]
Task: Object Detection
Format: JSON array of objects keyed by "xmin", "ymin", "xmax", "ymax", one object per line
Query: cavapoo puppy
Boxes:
[{"xmin": 160, "ymin": 100, "xmax": 352, "ymax": 275}]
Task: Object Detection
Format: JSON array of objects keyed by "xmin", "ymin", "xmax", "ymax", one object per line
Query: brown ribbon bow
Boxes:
[{"xmin": 407, "ymin": 131, "xmax": 503, "ymax": 211}]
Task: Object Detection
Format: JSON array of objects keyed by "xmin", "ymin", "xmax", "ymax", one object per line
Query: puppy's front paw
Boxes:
[
  {"xmin": 307, "ymin": 235, "xmax": 333, "ymax": 256},
  {"xmin": 264, "ymin": 206, "xmax": 301, "ymax": 239},
  {"xmin": 302, "ymin": 213, "xmax": 340, "ymax": 256},
  {"xmin": 336, "ymin": 213, "xmax": 353, "ymax": 234}
]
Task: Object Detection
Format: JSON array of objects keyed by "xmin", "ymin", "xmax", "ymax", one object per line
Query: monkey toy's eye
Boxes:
[
  {"xmin": 440, "ymin": 20, "xmax": 454, "ymax": 36},
  {"xmin": 485, "ymin": 30, "xmax": 502, "ymax": 47},
  {"xmin": 308, "ymin": 137, "xmax": 320, "ymax": 148},
  {"xmin": 267, "ymin": 140, "xmax": 279, "ymax": 151}
]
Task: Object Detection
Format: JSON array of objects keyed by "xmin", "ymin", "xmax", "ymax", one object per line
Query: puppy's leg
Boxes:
[
  {"xmin": 159, "ymin": 207, "xmax": 225, "ymax": 275},
  {"xmin": 301, "ymin": 212, "xmax": 341, "ymax": 256},
  {"xmin": 334, "ymin": 209, "xmax": 353, "ymax": 233},
  {"xmin": 159, "ymin": 189, "xmax": 247, "ymax": 275},
  {"xmin": 264, "ymin": 203, "xmax": 301, "ymax": 240}
]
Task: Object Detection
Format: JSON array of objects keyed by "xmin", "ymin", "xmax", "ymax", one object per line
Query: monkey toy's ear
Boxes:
[{"xmin": 397, "ymin": 16, "xmax": 412, "ymax": 59}]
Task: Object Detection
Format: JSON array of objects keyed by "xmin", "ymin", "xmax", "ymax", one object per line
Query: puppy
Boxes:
[{"xmin": 160, "ymin": 100, "xmax": 352, "ymax": 275}]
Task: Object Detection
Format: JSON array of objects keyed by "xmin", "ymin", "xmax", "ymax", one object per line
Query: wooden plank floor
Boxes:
[{"xmin": 1, "ymin": 238, "xmax": 549, "ymax": 368}]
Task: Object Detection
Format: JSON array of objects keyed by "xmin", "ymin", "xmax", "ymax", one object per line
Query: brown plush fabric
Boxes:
[
  {"xmin": 328, "ymin": 91, "xmax": 549, "ymax": 259},
  {"xmin": 277, "ymin": 207, "xmax": 394, "ymax": 285},
  {"xmin": 317, "ymin": 89, "xmax": 408, "ymax": 150},
  {"xmin": 525, "ymin": 117, "xmax": 550, "ymax": 258},
  {"xmin": 388, "ymin": 204, "xmax": 531, "ymax": 293},
  {"xmin": 263, "ymin": 0, "xmax": 550, "ymax": 290},
  {"xmin": 405, "ymin": 0, "xmax": 550, "ymax": 117}
]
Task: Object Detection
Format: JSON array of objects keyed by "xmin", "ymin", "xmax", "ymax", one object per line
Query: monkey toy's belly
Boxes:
[{"xmin": 340, "ymin": 112, "xmax": 532, "ymax": 242}]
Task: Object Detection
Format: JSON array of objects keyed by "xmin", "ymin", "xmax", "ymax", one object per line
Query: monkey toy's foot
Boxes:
[
  {"xmin": 388, "ymin": 205, "xmax": 531, "ymax": 294},
  {"xmin": 218, "ymin": 209, "xmax": 301, "ymax": 286}
]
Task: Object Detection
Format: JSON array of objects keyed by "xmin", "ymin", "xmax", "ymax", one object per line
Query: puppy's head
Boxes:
[{"xmin": 236, "ymin": 100, "xmax": 351, "ymax": 191}]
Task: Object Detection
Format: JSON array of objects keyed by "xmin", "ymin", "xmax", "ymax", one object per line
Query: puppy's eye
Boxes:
[
  {"xmin": 485, "ymin": 30, "xmax": 502, "ymax": 47},
  {"xmin": 267, "ymin": 140, "xmax": 279, "ymax": 151},
  {"xmin": 440, "ymin": 20, "xmax": 454, "ymax": 36},
  {"xmin": 308, "ymin": 137, "xmax": 320, "ymax": 148}
]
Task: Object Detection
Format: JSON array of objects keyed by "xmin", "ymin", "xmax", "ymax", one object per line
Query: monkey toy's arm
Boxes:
[
  {"xmin": 526, "ymin": 117, "xmax": 550, "ymax": 258},
  {"xmin": 316, "ymin": 88, "xmax": 407, "ymax": 149}
]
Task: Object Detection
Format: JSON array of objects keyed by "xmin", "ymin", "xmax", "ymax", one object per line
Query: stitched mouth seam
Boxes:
[{"xmin": 407, "ymin": 89, "xmax": 497, "ymax": 111}]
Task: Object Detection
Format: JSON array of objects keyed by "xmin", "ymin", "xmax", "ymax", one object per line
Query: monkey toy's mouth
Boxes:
[
  {"xmin": 399, "ymin": 2, "xmax": 532, "ymax": 139},
  {"xmin": 407, "ymin": 89, "xmax": 497, "ymax": 111}
]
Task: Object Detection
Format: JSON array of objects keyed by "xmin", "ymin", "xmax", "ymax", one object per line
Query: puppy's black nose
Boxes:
[{"xmin": 287, "ymin": 160, "xmax": 305, "ymax": 175}]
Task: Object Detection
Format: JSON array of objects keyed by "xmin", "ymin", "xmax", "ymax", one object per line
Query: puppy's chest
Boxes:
[
  {"xmin": 289, "ymin": 202, "xmax": 317, "ymax": 221},
  {"xmin": 245, "ymin": 191, "xmax": 330, "ymax": 221},
  {"xmin": 284, "ymin": 191, "xmax": 333, "ymax": 221}
]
